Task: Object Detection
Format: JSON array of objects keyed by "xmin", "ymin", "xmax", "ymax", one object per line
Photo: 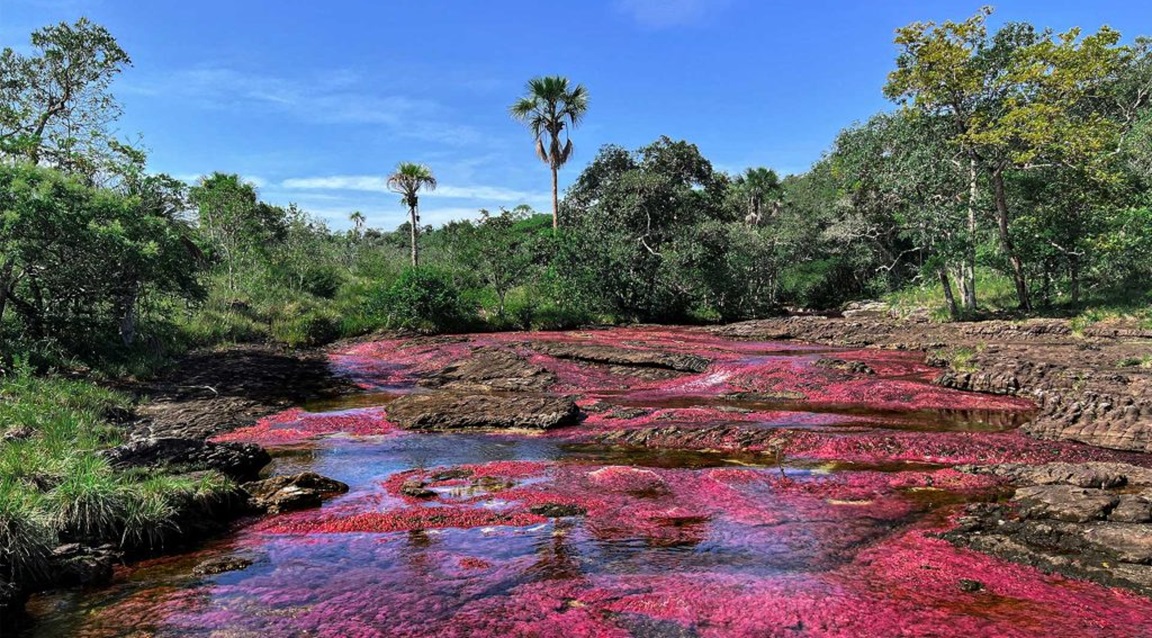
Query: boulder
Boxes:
[
  {"xmin": 1111, "ymin": 494, "xmax": 1152, "ymax": 523},
  {"xmin": 243, "ymin": 472, "xmax": 349, "ymax": 514},
  {"xmin": 101, "ymin": 437, "xmax": 270, "ymax": 482},
  {"xmin": 193, "ymin": 556, "xmax": 254, "ymax": 576},
  {"xmin": 386, "ymin": 393, "xmax": 580, "ymax": 431}
]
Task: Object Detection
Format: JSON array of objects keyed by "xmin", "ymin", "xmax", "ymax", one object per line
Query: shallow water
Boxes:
[{"xmin": 24, "ymin": 327, "xmax": 1152, "ymax": 637}]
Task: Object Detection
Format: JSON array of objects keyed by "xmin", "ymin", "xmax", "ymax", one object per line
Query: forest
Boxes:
[{"xmin": 2, "ymin": 7, "xmax": 1152, "ymax": 620}]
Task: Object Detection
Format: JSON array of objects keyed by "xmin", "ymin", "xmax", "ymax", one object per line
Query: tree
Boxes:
[
  {"xmin": 189, "ymin": 173, "xmax": 284, "ymax": 291},
  {"xmin": 0, "ymin": 18, "xmax": 134, "ymax": 180},
  {"xmin": 386, "ymin": 162, "xmax": 437, "ymax": 267},
  {"xmin": 452, "ymin": 206, "xmax": 542, "ymax": 316},
  {"xmin": 349, "ymin": 211, "xmax": 366, "ymax": 236},
  {"xmin": 0, "ymin": 163, "xmax": 205, "ymax": 357},
  {"xmin": 736, "ymin": 168, "xmax": 782, "ymax": 226},
  {"xmin": 886, "ymin": 7, "xmax": 1129, "ymax": 311},
  {"xmin": 510, "ymin": 75, "xmax": 589, "ymax": 230}
]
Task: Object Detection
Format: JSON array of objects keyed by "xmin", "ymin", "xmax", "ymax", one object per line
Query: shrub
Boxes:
[
  {"xmin": 369, "ymin": 268, "xmax": 474, "ymax": 333},
  {"xmin": 271, "ymin": 309, "xmax": 342, "ymax": 348}
]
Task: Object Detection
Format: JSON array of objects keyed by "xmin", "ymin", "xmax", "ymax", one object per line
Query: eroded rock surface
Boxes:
[
  {"xmin": 717, "ymin": 316, "xmax": 1152, "ymax": 454},
  {"xmin": 530, "ymin": 341, "xmax": 711, "ymax": 373},
  {"xmin": 243, "ymin": 472, "xmax": 349, "ymax": 514},
  {"xmin": 386, "ymin": 393, "xmax": 581, "ymax": 431},
  {"xmin": 101, "ymin": 437, "xmax": 270, "ymax": 482},
  {"xmin": 417, "ymin": 347, "xmax": 556, "ymax": 392}
]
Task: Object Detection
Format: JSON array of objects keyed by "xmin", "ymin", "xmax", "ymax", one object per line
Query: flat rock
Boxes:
[
  {"xmin": 1013, "ymin": 485, "xmax": 1118, "ymax": 523},
  {"xmin": 386, "ymin": 393, "xmax": 580, "ymax": 431},
  {"xmin": 960, "ymin": 461, "xmax": 1152, "ymax": 488},
  {"xmin": 418, "ymin": 347, "xmax": 556, "ymax": 393},
  {"xmin": 1081, "ymin": 523, "xmax": 1152, "ymax": 563},
  {"xmin": 101, "ymin": 437, "xmax": 270, "ymax": 482},
  {"xmin": 1111, "ymin": 494, "xmax": 1152, "ymax": 523},
  {"xmin": 244, "ymin": 472, "xmax": 349, "ymax": 514},
  {"xmin": 530, "ymin": 342, "xmax": 710, "ymax": 373}
]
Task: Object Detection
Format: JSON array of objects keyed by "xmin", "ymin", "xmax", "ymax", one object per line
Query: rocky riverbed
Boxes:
[{"xmin": 21, "ymin": 319, "xmax": 1152, "ymax": 637}]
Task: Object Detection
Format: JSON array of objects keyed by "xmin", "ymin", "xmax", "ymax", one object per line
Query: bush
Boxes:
[
  {"xmin": 271, "ymin": 309, "xmax": 342, "ymax": 348},
  {"xmin": 369, "ymin": 268, "xmax": 474, "ymax": 333}
]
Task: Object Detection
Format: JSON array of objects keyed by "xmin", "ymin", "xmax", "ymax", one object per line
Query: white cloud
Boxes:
[
  {"xmin": 279, "ymin": 174, "xmax": 547, "ymax": 203},
  {"xmin": 615, "ymin": 0, "xmax": 731, "ymax": 28},
  {"xmin": 126, "ymin": 66, "xmax": 488, "ymax": 145}
]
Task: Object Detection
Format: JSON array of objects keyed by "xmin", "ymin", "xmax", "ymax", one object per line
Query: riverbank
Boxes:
[{"xmin": 0, "ymin": 344, "xmax": 357, "ymax": 630}]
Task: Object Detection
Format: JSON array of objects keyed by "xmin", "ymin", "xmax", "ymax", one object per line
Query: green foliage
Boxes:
[
  {"xmin": 0, "ymin": 163, "xmax": 207, "ymax": 370},
  {"xmin": 0, "ymin": 371, "xmax": 238, "ymax": 594},
  {"xmin": 0, "ymin": 18, "xmax": 135, "ymax": 178},
  {"xmin": 270, "ymin": 306, "xmax": 342, "ymax": 348},
  {"xmin": 368, "ymin": 268, "xmax": 473, "ymax": 333}
]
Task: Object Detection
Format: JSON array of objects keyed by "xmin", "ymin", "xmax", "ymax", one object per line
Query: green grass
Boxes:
[
  {"xmin": 884, "ymin": 269, "xmax": 1019, "ymax": 321},
  {"xmin": 0, "ymin": 370, "xmax": 238, "ymax": 587},
  {"xmin": 1118, "ymin": 354, "xmax": 1152, "ymax": 369},
  {"xmin": 930, "ymin": 346, "xmax": 981, "ymax": 373}
]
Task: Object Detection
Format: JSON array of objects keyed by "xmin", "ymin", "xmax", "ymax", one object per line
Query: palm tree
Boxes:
[
  {"xmin": 510, "ymin": 75, "xmax": 589, "ymax": 230},
  {"xmin": 386, "ymin": 163, "xmax": 437, "ymax": 267},
  {"xmin": 740, "ymin": 167, "xmax": 781, "ymax": 226},
  {"xmin": 349, "ymin": 210, "xmax": 366, "ymax": 236}
]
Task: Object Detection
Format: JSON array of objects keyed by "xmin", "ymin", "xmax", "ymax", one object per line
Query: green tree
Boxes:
[
  {"xmin": 510, "ymin": 75, "xmax": 589, "ymax": 230},
  {"xmin": 386, "ymin": 163, "xmax": 437, "ymax": 268},
  {"xmin": 886, "ymin": 7, "xmax": 1129, "ymax": 311},
  {"xmin": 0, "ymin": 163, "xmax": 205, "ymax": 359},
  {"xmin": 452, "ymin": 206, "xmax": 543, "ymax": 316},
  {"xmin": 189, "ymin": 173, "xmax": 284, "ymax": 291},
  {"xmin": 349, "ymin": 211, "xmax": 366, "ymax": 236},
  {"xmin": 0, "ymin": 18, "xmax": 134, "ymax": 180},
  {"xmin": 735, "ymin": 167, "xmax": 782, "ymax": 226}
]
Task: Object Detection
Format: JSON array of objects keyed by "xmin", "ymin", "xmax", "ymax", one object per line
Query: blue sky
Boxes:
[{"xmin": 3, "ymin": 0, "xmax": 1151, "ymax": 230}]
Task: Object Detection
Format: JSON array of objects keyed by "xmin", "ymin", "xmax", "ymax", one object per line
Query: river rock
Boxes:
[
  {"xmin": 101, "ymin": 437, "xmax": 270, "ymax": 482},
  {"xmin": 960, "ymin": 462, "xmax": 1152, "ymax": 489},
  {"xmin": 53, "ymin": 543, "xmax": 118, "ymax": 586},
  {"xmin": 1013, "ymin": 485, "xmax": 1119, "ymax": 523},
  {"xmin": 193, "ymin": 556, "xmax": 254, "ymax": 576},
  {"xmin": 530, "ymin": 342, "xmax": 710, "ymax": 373},
  {"xmin": 1111, "ymin": 494, "xmax": 1152, "ymax": 523},
  {"xmin": 243, "ymin": 472, "xmax": 349, "ymax": 514},
  {"xmin": 1081, "ymin": 523, "xmax": 1152, "ymax": 563},
  {"xmin": 418, "ymin": 347, "xmax": 556, "ymax": 392},
  {"xmin": 386, "ymin": 393, "xmax": 580, "ymax": 431}
]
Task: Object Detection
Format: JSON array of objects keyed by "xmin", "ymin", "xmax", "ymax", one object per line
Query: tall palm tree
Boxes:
[
  {"xmin": 510, "ymin": 75, "xmax": 589, "ymax": 230},
  {"xmin": 741, "ymin": 167, "xmax": 781, "ymax": 226},
  {"xmin": 349, "ymin": 210, "xmax": 366, "ymax": 236},
  {"xmin": 386, "ymin": 163, "xmax": 437, "ymax": 267}
]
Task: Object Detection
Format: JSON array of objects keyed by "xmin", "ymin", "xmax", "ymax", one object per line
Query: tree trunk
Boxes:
[
  {"xmin": 990, "ymin": 168, "xmax": 1031, "ymax": 311},
  {"xmin": 117, "ymin": 282, "xmax": 140, "ymax": 346},
  {"xmin": 939, "ymin": 268, "xmax": 960, "ymax": 321},
  {"xmin": 0, "ymin": 261, "xmax": 13, "ymax": 326},
  {"xmin": 1069, "ymin": 256, "xmax": 1081, "ymax": 306},
  {"xmin": 410, "ymin": 205, "xmax": 419, "ymax": 268},
  {"xmin": 551, "ymin": 165, "xmax": 559, "ymax": 231},
  {"xmin": 962, "ymin": 158, "xmax": 978, "ymax": 312}
]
